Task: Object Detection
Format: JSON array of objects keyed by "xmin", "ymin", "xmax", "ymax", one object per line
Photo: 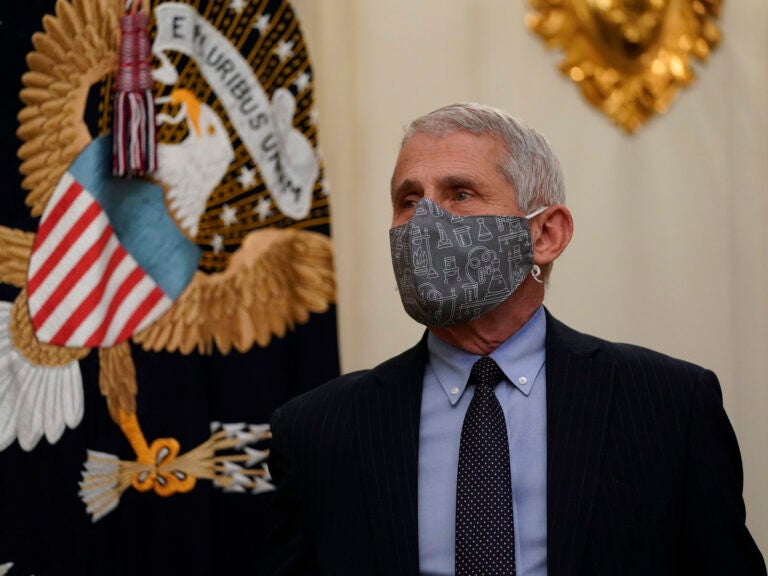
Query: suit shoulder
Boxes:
[
  {"xmin": 595, "ymin": 336, "xmax": 716, "ymax": 400},
  {"xmin": 604, "ymin": 339, "xmax": 708, "ymax": 377},
  {"xmin": 546, "ymin": 312, "xmax": 711, "ymax": 382},
  {"xmin": 273, "ymin": 334, "xmax": 428, "ymax": 423},
  {"xmin": 274, "ymin": 369, "xmax": 373, "ymax": 420}
]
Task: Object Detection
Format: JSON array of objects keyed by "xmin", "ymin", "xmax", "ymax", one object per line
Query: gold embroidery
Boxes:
[
  {"xmin": 134, "ymin": 228, "xmax": 335, "ymax": 354},
  {"xmin": 8, "ymin": 0, "xmax": 332, "ymax": 521},
  {"xmin": 17, "ymin": 0, "xmax": 120, "ymax": 215},
  {"xmin": 0, "ymin": 227, "xmax": 35, "ymax": 288},
  {"xmin": 9, "ymin": 291, "xmax": 89, "ymax": 367},
  {"xmin": 98, "ymin": 344, "xmax": 138, "ymax": 424}
]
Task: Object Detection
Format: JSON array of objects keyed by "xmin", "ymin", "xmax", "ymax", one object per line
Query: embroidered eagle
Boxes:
[{"xmin": 0, "ymin": 0, "xmax": 334, "ymax": 520}]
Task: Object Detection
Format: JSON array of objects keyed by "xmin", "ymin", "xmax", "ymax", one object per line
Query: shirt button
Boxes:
[
  {"xmin": 518, "ymin": 376, "xmax": 528, "ymax": 385},
  {"xmin": 450, "ymin": 386, "xmax": 460, "ymax": 395}
]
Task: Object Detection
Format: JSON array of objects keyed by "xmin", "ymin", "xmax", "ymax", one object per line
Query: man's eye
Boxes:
[
  {"xmin": 403, "ymin": 199, "xmax": 418, "ymax": 209},
  {"xmin": 455, "ymin": 191, "xmax": 470, "ymax": 201}
]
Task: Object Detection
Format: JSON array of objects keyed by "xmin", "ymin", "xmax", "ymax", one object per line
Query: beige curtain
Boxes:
[{"xmin": 295, "ymin": 0, "xmax": 768, "ymax": 552}]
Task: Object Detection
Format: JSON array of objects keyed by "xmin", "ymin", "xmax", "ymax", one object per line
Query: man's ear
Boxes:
[{"xmin": 531, "ymin": 205, "xmax": 573, "ymax": 266}]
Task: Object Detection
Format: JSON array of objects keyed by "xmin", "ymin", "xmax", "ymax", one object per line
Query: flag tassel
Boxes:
[{"xmin": 112, "ymin": 4, "xmax": 156, "ymax": 177}]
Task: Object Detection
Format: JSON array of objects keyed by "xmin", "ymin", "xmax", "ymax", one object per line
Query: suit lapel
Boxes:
[
  {"xmin": 355, "ymin": 336, "xmax": 427, "ymax": 575},
  {"xmin": 545, "ymin": 313, "xmax": 614, "ymax": 576}
]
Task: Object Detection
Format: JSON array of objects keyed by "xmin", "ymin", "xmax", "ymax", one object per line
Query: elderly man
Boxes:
[{"xmin": 263, "ymin": 103, "xmax": 765, "ymax": 575}]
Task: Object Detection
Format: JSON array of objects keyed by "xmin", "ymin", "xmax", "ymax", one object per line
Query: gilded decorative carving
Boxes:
[{"xmin": 526, "ymin": 0, "xmax": 723, "ymax": 132}]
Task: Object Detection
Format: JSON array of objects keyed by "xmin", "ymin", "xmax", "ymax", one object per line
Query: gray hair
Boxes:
[{"xmin": 402, "ymin": 103, "xmax": 565, "ymax": 212}]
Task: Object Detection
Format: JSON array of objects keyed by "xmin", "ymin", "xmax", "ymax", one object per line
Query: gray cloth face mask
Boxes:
[{"xmin": 389, "ymin": 198, "xmax": 546, "ymax": 327}]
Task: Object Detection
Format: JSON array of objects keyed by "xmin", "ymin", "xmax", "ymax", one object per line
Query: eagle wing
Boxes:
[
  {"xmin": 16, "ymin": 0, "xmax": 119, "ymax": 216},
  {"xmin": 133, "ymin": 228, "xmax": 336, "ymax": 355}
]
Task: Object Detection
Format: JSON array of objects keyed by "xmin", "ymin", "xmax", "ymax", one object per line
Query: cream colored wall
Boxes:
[{"xmin": 295, "ymin": 0, "xmax": 768, "ymax": 553}]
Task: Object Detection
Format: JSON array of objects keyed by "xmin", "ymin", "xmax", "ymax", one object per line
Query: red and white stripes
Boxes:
[{"xmin": 27, "ymin": 173, "xmax": 171, "ymax": 348}]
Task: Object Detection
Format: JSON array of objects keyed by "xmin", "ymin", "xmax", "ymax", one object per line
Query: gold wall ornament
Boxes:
[{"xmin": 526, "ymin": 0, "xmax": 723, "ymax": 133}]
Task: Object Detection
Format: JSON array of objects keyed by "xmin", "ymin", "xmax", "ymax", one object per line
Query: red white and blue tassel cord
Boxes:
[{"xmin": 112, "ymin": 0, "xmax": 157, "ymax": 177}]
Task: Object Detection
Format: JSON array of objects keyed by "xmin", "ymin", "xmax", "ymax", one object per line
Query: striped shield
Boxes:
[{"xmin": 27, "ymin": 135, "xmax": 201, "ymax": 348}]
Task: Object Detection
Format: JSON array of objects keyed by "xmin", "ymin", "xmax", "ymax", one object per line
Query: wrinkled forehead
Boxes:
[{"xmin": 392, "ymin": 130, "xmax": 508, "ymax": 185}]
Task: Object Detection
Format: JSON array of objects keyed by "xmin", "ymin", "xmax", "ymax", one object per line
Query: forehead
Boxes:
[{"xmin": 392, "ymin": 130, "xmax": 507, "ymax": 188}]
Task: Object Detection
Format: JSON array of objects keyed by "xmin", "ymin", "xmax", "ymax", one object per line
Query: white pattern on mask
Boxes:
[{"xmin": 389, "ymin": 198, "xmax": 543, "ymax": 327}]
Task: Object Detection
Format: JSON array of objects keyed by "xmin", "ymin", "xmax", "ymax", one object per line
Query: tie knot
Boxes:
[{"xmin": 468, "ymin": 356, "xmax": 506, "ymax": 392}]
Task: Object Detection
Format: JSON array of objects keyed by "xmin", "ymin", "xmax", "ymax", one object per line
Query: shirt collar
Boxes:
[{"xmin": 426, "ymin": 306, "xmax": 547, "ymax": 406}]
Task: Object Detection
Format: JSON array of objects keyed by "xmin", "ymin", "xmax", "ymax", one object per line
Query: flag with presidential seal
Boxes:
[{"xmin": 0, "ymin": 0, "xmax": 339, "ymax": 574}]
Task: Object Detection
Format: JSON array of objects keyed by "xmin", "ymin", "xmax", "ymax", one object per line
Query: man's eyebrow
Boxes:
[
  {"xmin": 438, "ymin": 175, "xmax": 475, "ymax": 189},
  {"xmin": 392, "ymin": 174, "xmax": 477, "ymax": 195},
  {"xmin": 391, "ymin": 178, "xmax": 419, "ymax": 199}
]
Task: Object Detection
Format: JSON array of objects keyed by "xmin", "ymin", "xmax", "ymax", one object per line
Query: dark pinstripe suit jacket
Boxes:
[{"xmin": 263, "ymin": 312, "xmax": 765, "ymax": 575}]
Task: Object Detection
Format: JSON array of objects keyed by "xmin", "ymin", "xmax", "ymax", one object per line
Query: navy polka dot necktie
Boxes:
[{"xmin": 455, "ymin": 356, "xmax": 516, "ymax": 576}]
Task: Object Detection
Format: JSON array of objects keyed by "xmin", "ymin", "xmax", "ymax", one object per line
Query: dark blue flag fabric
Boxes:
[{"xmin": 0, "ymin": 1, "xmax": 339, "ymax": 573}]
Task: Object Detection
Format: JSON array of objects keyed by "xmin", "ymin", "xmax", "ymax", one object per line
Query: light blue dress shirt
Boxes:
[{"xmin": 418, "ymin": 306, "xmax": 547, "ymax": 576}]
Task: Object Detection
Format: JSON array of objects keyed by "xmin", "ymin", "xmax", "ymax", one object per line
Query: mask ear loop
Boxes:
[
  {"xmin": 525, "ymin": 206, "xmax": 548, "ymax": 283},
  {"xmin": 525, "ymin": 205, "xmax": 549, "ymax": 219}
]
